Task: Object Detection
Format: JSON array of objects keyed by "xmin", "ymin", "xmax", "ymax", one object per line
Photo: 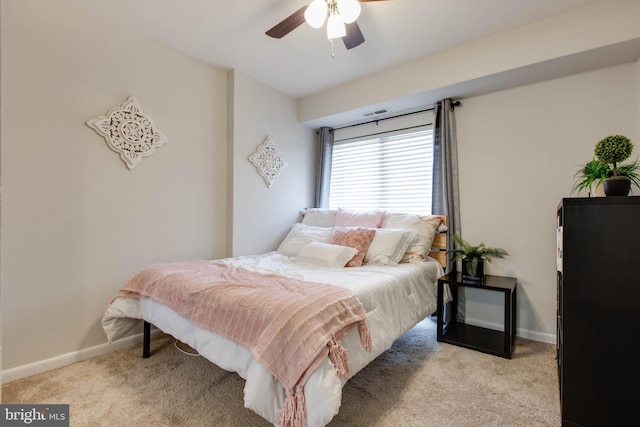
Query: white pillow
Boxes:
[
  {"xmin": 382, "ymin": 213, "xmax": 443, "ymax": 263},
  {"xmin": 364, "ymin": 229, "xmax": 418, "ymax": 265},
  {"xmin": 294, "ymin": 242, "xmax": 358, "ymax": 268},
  {"xmin": 335, "ymin": 208, "xmax": 385, "ymax": 228},
  {"xmin": 277, "ymin": 223, "xmax": 334, "ymax": 257},
  {"xmin": 300, "ymin": 208, "xmax": 337, "ymax": 227}
]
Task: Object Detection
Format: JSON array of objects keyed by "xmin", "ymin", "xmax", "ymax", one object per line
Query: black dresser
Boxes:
[{"xmin": 556, "ymin": 197, "xmax": 640, "ymax": 426}]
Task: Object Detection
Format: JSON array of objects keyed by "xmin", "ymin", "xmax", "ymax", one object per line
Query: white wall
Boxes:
[
  {"xmin": 454, "ymin": 62, "xmax": 638, "ymax": 341},
  {"xmin": 0, "ymin": 0, "xmax": 229, "ymax": 373},
  {"xmin": 228, "ymin": 71, "xmax": 315, "ymax": 256},
  {"xmin": 637, "ymin": 58, "xmax": 640, "ymax": 135}
]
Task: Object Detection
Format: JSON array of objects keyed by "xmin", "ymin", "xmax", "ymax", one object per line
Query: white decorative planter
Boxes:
[{"xmin": 86, "ymin": 97, "xmax": 168, "ymax": 169}]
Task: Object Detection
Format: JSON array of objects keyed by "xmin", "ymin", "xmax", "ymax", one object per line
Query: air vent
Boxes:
[{"xmin": 361, "ymin": 108, "xmax": 390, "ymax": 118}]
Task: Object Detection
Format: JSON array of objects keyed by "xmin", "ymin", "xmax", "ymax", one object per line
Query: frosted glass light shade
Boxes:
[
  {"xmin": 305, "ymin": 0, "xmax": 328, "ymax": 29},
  {"xmin": 327, "ymin": 13, "xmax": 346, "ymax": 39},
  {"xmin": 337, "ymin": 0, "xmax": 361, "ymax": 24}
]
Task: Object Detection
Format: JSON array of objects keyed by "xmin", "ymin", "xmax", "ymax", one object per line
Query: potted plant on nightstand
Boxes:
[
  {"xmin": 448, "ymin": 234, "xmax": 509, "ymax": 283},
  {"xmin": 594, "ymin": 135, "xmax": 636, "ymax": 196}
]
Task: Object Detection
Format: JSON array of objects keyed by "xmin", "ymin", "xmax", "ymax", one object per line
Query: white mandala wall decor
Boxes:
[
  {"xmin": 249, "ymin": 136, "xmax": 287, "ymax": 188},
  {"xmin": 86, "ymin": 97, "xmax": 168, "ymax": 169}
]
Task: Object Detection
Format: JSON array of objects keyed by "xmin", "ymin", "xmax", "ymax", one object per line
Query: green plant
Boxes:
[
  {"xmin": 572, "ymin": 158, "xmax": 640, "ymax": 195},
  {"xmin": 615, "ymin": 159, "xmax": 640, "ymax": 186},
  {"xmin": 594, "ymin": 135, "xmax": 633, "ymax": 176},
  {"xmin": 572, "ymin": 158, "xmax": 609, "ymax": 195},
  {"xmin": 448, "ymin": 234, "xmax": 509, "ymax": 277}
]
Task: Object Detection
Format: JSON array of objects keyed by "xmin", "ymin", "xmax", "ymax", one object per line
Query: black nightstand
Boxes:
[{"xmin": 437, "ymin": 272, "xmax": 517, "ymax": 359}]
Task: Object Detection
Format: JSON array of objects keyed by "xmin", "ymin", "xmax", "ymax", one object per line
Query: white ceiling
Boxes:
[{"xmin": 71, "ymin": 0, "xmax": 605, "ymax": 100}]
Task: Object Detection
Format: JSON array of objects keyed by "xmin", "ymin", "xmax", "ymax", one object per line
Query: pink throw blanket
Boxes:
[{"xmin": 114, "ymin": 260, "xmax": 371, "ymax": 427}]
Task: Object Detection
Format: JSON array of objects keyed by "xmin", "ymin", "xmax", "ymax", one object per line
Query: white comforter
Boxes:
[{"xmin": 102, "ymin": 252, "xmax": 446, "ymax": 427}]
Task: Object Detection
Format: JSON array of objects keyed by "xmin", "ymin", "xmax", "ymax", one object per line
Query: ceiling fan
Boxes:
[{"xmin": 266, "ymin": 0, "xmax": 391, "ymax": 52}]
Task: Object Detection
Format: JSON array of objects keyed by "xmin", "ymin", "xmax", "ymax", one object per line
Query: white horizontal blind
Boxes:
[{"xmin": 329, "ymin": 127, "xmax": 433, "ymax": 215}]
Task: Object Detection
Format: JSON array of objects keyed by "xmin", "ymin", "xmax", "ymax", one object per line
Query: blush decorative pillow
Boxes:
[
  {"xmin": 364, "ymin": 229, "xmax": 418, "ymax": 266},
  {"xmin": 335, "ymin": 208, "xmax": 385, "ymax": 228},
  {"xmin": 277, "ymin": 223, "xmax": 334, "ymax": 257},
  {"xmin": 382, "ymin": 213, "xmax": 443, "ymax": 263},
  {"xmin": 294, "ymin": 242, "xmax": 358, "ymax": 268},
  {"xmin": 331, "ymin": 227, "xmax": 377, "ymax": 267}
]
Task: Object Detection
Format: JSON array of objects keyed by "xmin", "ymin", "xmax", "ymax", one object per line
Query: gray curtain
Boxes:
[
  {"xmin": 315, "ymin": 127, "xmax": 334, "ymax": 208},
  {"xmin": 432, "ymin": 99, "xmax": 461, "ymax": 272}
]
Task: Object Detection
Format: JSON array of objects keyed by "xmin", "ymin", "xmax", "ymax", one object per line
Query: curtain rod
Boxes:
[
  {"xmin": 333, "ymin": 100, "xmax": 461, "ymax": 131},
  {"xmin": 334, "ymin": 107, "xmax": 433, "ymax": 131}
]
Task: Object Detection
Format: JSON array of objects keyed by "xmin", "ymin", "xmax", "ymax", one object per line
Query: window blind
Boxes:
[{"xmin": 329, "ymin": 127, "xmax": 433, "ymax": 215}]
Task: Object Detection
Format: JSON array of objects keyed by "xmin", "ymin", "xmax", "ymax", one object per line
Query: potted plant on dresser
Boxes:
[
  {"xmin": 448, "ymin": 234, "xmax": 509, "ymax": 283},
  {"xmin": 572, "ymin": 158, "xmax": 608, "ymax": 197},
  {"xmin": 594, "ymin": 135, "xmax": 637, "ymax": 196},
  {"xmin": 572, "ymin": 157, "xmax": 640, "ymax": 197}
]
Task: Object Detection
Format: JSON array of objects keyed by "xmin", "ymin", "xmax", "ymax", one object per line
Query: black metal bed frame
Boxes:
[{"xmin": 143, "ymin": 321, "xmax": 151, "ymax": 358}]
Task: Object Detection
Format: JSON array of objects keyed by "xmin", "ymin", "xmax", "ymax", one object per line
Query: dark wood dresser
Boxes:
[{"xmin": 556, "ymin": 197, "xmax": 640, "ymax": 426}]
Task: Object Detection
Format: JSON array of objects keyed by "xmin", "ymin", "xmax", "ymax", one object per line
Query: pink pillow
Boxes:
[
  {"xmin": 335, "ymin": 208, "xmax": 385, "ymax": 228},
  {"xmin": 331, "ymin": 227, "xmax": 376, "ymax": 267}
]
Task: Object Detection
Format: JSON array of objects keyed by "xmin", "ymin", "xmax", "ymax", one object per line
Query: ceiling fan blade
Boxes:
[
  {"xmin": 343, "ymin": 22, "xmax": 365, "ymax": 50},
  {"xmin": 266, "ymin": 5, "xmax": 308, "ymax": 39}
]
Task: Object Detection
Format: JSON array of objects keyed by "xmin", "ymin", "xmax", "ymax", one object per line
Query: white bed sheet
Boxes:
[{"xmin": 102, "ymin": 251, "xmax": 446, "ymax": 427}]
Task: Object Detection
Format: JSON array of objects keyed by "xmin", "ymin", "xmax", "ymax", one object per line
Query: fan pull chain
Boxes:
[{"xmin": 330, "ymin": 38, "xmax": 335, "ymax": 59}]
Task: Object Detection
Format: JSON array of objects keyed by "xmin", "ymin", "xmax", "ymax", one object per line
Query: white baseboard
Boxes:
[
  {"xmin": 1, "ymin": 329, "xmax": 164, "ymax": 384},
  {"xmin": 518, "ymin": 328, "xmax": 556, "ymax": 344},
  {"xmin": 464, "ymin": 317, "xmax": 556, "ymax": 345}
]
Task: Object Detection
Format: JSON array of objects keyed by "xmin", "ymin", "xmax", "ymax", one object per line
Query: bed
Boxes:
[{"xmin": 102, "ymin": 209, "xmax": 449, "ymax": 427}]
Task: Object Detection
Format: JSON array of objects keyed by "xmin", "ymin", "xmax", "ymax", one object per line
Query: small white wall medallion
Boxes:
[
  {"xmin": 249, "ymin": 136, "xmax": 287, "ymax": 188},
  {"xmin": 86, "ymin": 97, "xmax": 168, "ymax": 169}
]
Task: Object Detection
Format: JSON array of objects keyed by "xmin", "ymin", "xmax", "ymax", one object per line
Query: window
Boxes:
[{"xmin": 329, "ymin": 125, "xmax": 434, "ymax": 215}]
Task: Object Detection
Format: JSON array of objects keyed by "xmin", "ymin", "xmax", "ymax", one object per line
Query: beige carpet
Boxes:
[{"xmin": 2, "ymin": 318, "xmax": 561, "ymax": 426}]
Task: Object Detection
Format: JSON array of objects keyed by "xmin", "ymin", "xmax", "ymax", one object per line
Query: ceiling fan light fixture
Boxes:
[
  {"xmin": 266, "ymin": 0, "xmax": 373, "ymax": 55},
  {"xmin": 337, "ymin": 0, "xmax": 361, "ymax": 24},
  {"xmin": 304, "ymin": 0, "xmax": 328, "ymax": 29},
  {"xmin": 327, "ymin": 13, "xmax": 346, "ymax": 40}
]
